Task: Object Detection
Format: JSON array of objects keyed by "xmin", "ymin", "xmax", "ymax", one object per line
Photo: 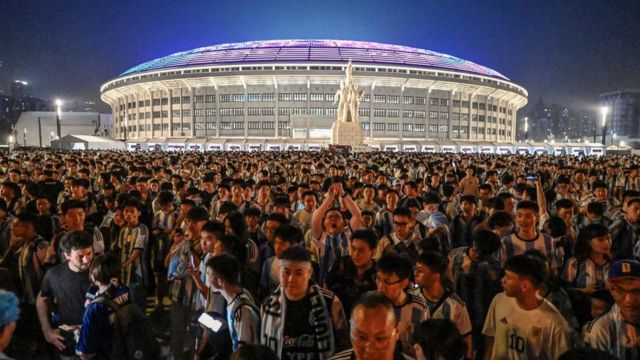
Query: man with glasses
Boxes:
[
  {"xmin": 375, "ymin": 252, "xmax": 429, "ymax": 355},
  {"xmin": 584, "ymin": 259, "xmax": 640, "ymax": 359},
  {"xmin": 374, "ymin": 208, "xmax": 420, "ymax": 263},
  {"xmin": 330, "ymin": 292, "xmax": 410, "ymax": 360}
]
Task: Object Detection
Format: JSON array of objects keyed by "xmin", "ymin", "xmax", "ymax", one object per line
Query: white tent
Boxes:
[{"xmin": 51, "ymin": 135, "xmax": 125, "ymax": 150}]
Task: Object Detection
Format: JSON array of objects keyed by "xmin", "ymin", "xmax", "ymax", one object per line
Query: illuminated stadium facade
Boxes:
[{"xmin": 100, "ymin": 40, "xmax": 528, "ymax": 151}]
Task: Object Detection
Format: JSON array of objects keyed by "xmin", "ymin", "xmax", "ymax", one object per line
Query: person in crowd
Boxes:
[
  {"xmin": 206, "ymin": 254, "xmax": 260, "ymax": 352},
  {"xmin": 483, "ymin": 255, "xmax": 571, "ymax": 359},
  {"xmin": 260, "ymin": 223, "xmax": 304, "ymax": 297},
  {"xmin": 261, "ymin": 246, "xmax": 348, "ymax": 359},
  {"xmin": 584, "ymin": 259, "xmax": 640, "ymax": 359},
  {"xmin": 410, "ymin": 251, "xmax": 473, "ymax": 359},
  {"xmin": 412, "ymin": 319, "xmax": 466, "ymax": 360},
  {"xmin": 0, "ymin": 290, "xmax": 20, "ymax": 360},
  {"xmin": 75, "ymin": 254, "xmax": 132, "ymax": 360},
  {"xmin": 326, "ymin": 229, "xmax": 378, "ymax": 316},
  {"xmin": 376, "ymin": 252, "xmax": 429, "ymax": 355},
  {"xmin": 36, "ymin": 230, "xmax": 94, "ymax": 358},
  {"xmin": 309, "ymin": 181, "xmax": 363, "ymax": 285},
  {"xmin": 330, "ymin": 292, "xmax": 408, "ymax": 360}
]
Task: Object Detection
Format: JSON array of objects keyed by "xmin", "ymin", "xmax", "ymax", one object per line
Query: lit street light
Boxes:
[
  {"xmin": 600, "ymin": 106, "xmax": 609, "ymax": 146},
  {"xmin": 523, "ymin": 117, "xmax": 529, "ymax": 142},
  {"xmin": 55, "ymin": 99, "xmax": 62, "ymax": 138}
]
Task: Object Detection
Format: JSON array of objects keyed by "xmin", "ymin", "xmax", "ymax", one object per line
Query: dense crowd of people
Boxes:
[{"xmin": 0, "ymin": 149, "xmax": 639, "ymax": 360}]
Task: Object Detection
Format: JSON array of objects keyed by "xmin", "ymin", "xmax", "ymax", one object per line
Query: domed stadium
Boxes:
[{"xmin": 100, "ymin": 39, "xmax": 528, "ymax": 151}]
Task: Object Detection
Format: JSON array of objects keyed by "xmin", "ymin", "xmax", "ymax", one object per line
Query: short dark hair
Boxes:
[
  {"xmin": 412, "ymin": 319, "xmax": 465, "ymax": 360},
  {"xmin": 244, "ymin": 207, "xmax": 262, "ymax": 218},
  {"xmin": 280, "ymin": 246, "xmax": 311, "ymax": 263},
  {"xmin": 416, "ymin": 251, "xmax": 448, "ymax": 277},
  {"xmin": 60, "ymin": 230, "xmax": 93, "ymax": 254},
  {"xmin": 265, "ymin": 212, "xmax": 288, "ymax": 225},
  {"xmin": 201, "ymin": 220, "xmax": 225, "ymax": 236},
  {"xmin": 516, "ymin": 200, "xmax": 539, "ymax": 214},
  {"xmin": 487, "ymin": 211, "xmax": 514, "ymax": 230},
  {"xmin": 392, "ymin": 207, "xmax": 413, "ymax": 219},
  {"xmin": 274, "ymin": 224, "xmax": 303, "ymax": 245},
  {"xmin": 486, "ymin": 197, "xmax": 505, "ymax": 211},
  {"xmin": 377, "ymin": 252, "xmax": 413, "ymax": 280},
  {"xmin": 555, "ymin": 198, "xmax": 574, "ymax": 210},
  {"xmin": 156, "ymin": 191, "xmax": 175, "ymax": 207},
  {"xmin": 459, "ymin": 194, "xmax": 477, "ymax": 204},
  {"xmin": 71, "ymin": 178, "xmax": 91, "ymax": 189},
  {"xmin": 543, "ymin": 216, "xmax": 568, "ymax": 238},
  {"xmin": 504, "ymin": 254, "xmax": 547, "ymax": 287},
  {"xmin": 473, "ymin": 230, "xmax": 502, "ymax": 258},
  {"xmin": 15, "ymin": 212, "xmax": 39, "ymax": 231},
  {"xmin": 351, "ymin": 291, "xmax": 396, "ymax": 323},
  {"xmin": 186, "ymin": 206, "xmax": 209, "ymax": 222},
  {"xmin": 351, "ymin": 229, "xmax": 378, "ymax": 250},
  {"xmin": 218, "ymin": 201, "xmax": 238, "ymax": 215},
  {"xmin": 90, "ymin": 254, "xmax": 121, "ymax": 285},
  {"xmin": 206, "ymin": 254, "xmax": 241, "ymax": 286},
  {"xmin": 61, "ymin": 199, "xmax": 86, "ymax": 214},
  {"xmin": 586, "ymin": 201, "xmax": 605, "ymax": 216}
]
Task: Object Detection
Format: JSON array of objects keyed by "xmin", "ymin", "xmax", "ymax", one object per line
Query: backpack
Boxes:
[{"xmin": 92, "ymin": 296, "xmax": 161, "ymax": 360}]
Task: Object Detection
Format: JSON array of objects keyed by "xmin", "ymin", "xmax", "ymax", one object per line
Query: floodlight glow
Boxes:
[{"xmin": 600, "ymin": 106, "xmax": 609, "ymax": 127}]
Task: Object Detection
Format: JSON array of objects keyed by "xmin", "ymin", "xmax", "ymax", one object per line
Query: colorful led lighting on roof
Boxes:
[{"xmin": 121, "ymin": 39, "xmax": 508, "ymax": 80}]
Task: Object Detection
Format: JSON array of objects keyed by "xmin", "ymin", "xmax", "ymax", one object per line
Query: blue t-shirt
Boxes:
[{"xmin": 76, "ymin": 284, "xmax": 131, "ymax": 357}]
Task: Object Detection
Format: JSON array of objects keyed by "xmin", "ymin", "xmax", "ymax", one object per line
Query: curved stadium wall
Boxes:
[{"xmin": 100, "ymin": 40, "xmax": 528, "ymax": 151}]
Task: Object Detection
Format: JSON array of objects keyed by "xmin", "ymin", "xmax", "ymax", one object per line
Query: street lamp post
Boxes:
[
  {"xmin": 55, "ymin": 99, "xmax": 62, "ymax": 138},
  {"xmin": 23, "ymin": 128, "xmax": 26, "ymax": 146},
  {"xmin": 524, "ymin": 117, "xmax": 529, "ymax": 142},
  {"xmin": 8, "ymin": 135, "xmax": 14, "ymax": 152},
  {"xmin": 600, "ymin": 106, "xmax": 609, "ymax": 146}
]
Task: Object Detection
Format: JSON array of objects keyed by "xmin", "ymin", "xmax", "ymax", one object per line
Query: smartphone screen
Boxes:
[{"xmin": 198, "ymin": 313, "xmax": 222, "ymax": 332}]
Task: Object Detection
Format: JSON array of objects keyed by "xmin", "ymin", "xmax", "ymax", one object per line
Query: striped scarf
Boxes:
[{"xmin": 261, "ymin": 283, "xmax": 335, "ymax": 359}]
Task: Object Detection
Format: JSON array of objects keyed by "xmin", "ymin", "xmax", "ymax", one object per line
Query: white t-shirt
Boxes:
[{"xmin": 482, "ymin": 293, "xmax": 570, "ymax": 360}]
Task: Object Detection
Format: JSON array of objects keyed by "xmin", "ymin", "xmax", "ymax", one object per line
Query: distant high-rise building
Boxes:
[
  {"xmin": 599, "ymin": 89, "xmax": 640, "ymax": 142},
  {"xmin": 528, "ymin": 97, "xmax": 553, "ymax": 141},
  {"xmin": 10, "ymin": 80, "xmax": 31, "ymax": 97}
]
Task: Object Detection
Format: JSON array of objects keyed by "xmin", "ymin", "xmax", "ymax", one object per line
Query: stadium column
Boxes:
[
  {"xmin": 274, "ymin": 78, "xmax": 279, "ymax": 139},
  {"xmin": 468, "ymin": 91, "xmax": 474, "ymax": 141},
  {"xmin": 369, "ymin": 84, "xmax": 374, "ymax": 139},
  {"xmin": 191, "ymin": 88, "xmax": 196, "ymax": 138},
  {"xmin": 399, "ymin": 86, "xmax": 404, "ymax": 142},
  {"xmin": 169, "ymin": 89, "xmax": 174, "ymax": 138},
  {"xmin": 244, "ymin": 82, "xmax": 248, "ymax": 139},
  {"xmin": 426, "ymin": 88, "xmax": 431, "ymax": 141},
  {"xmin": 215, "ymin": 88, "xmax": 220, "ymax": 138},
  {"xmin": 448, "ymin": 89, "xmax": 453, "ymax": 140}
]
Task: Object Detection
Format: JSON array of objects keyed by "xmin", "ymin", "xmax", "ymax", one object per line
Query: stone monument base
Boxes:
[{"xmin": 331, "ymin": 121, "xmax": 364, "ymax": 147}]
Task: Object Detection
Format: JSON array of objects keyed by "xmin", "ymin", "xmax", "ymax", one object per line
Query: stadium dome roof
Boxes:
[{"xmin": 121, "ymin": 39, "xmax": 509, "ymax": 80}]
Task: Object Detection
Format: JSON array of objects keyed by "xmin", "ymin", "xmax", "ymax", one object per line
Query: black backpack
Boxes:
[{"xmin": 92, "ymin": 296, "xmax": 161, "ymax": 360}]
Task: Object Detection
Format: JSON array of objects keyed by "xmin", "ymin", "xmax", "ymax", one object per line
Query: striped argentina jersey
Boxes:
[
  {"xmin": 499, "ymin": 232, "xmax": 559, "ymax": 270},
  {"xmin": 584, "ymin": 304, "xmax": 640, "ymax": 360},
  {"xmin": 393, "ymin": 290, "xmax": 430, "ymax": 355},
  {"xmin": 408, "ymin": 287, "xmax": 472, "ymax": 337},
  {"xmin": 562, "ymin": 256, "xmax": 610, "ymax": 289}
]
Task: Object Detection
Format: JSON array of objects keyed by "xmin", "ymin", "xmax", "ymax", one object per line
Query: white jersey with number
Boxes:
[{"xmin": 482, "ymin": 293, "xmax": 570, "ymax": 360}]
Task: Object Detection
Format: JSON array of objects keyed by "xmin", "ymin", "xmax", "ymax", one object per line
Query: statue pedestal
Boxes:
[{"xmin": 331, "ymin": 121, "xmax": 365, "ymax": 147}]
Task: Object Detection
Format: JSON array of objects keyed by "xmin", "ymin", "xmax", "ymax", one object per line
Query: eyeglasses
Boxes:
[
  {"xmin": 610, "ymin": 284, "xmax": 640, "ymax": 298},
  {"xmin": 351, "ymin": 329, "xmax": 397, "ymax": 349},
  {"xmin": 376, "ymin": 275, "xmax": 404, "ymax": 286}
]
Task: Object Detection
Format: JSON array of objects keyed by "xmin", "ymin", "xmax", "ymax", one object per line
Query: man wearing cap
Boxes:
[
  {"xmin": 483, "ymin": 255, "xmax": 570, "ymax": 359},
  {"xmin": 584, "ymin": 259, "xmax": 640, "ymax": 359},
  {"xmin": 0, "ymin": 290, "xmax": 20, "ymax": 360}
]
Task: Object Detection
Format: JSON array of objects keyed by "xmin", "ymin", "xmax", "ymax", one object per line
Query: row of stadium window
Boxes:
[
  {"xmin": 117, "ymin": 95, "xmax": 512, "ymax": 114},
  {"xmin": 118, "ymin": 122, "xmax": 511, "ymax": 135},
  {"xmin": 123, "ymin": 108, "xmax": 511, "ymax": 123}
]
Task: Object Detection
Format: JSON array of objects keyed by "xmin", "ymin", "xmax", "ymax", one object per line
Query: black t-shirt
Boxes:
[
  {"xmin": 40, "ymin": 262, "xmax": 92, "ymax": 326},
  {"xmin": 282, "ymin": 296, "xmax": 319, "ymax": 360}
]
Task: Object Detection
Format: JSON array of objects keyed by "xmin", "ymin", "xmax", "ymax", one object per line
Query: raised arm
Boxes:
[{"xmin": 311, "ymin": 185, "xmax": 336, "ymax": 240}]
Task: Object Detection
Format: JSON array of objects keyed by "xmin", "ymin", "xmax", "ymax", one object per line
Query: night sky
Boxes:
[{"xmin": 1, "ymin": 0, "xmax": 638, "ymax": 114}]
